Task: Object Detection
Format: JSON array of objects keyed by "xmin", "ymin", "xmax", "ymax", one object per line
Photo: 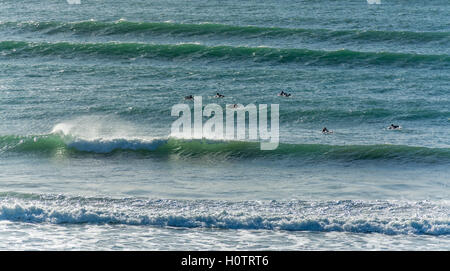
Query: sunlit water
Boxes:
[{"xmin": 0, "ymin": 0, "xmax": 449, "ymax": 250}]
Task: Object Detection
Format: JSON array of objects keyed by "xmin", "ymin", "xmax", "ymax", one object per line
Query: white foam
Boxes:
[
  {"xmin": 67, "ymin": 0, "xmax": 81, "ymax": 5},
  {"xmin": 367, "ymin": 0, "xmax": 381, "ymax": 5},
  {"xmin": 50, "ymin": 116, "xmax": 168, "ymax": 153},
  {"xmin": 0, "ymin": 195, "xmax": 448, "ymax": 236},
  {"xmin": 51, "ymin": 115, "xmax": 140, "ymax": 140}
]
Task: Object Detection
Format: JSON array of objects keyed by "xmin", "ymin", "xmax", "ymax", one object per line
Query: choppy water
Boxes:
[{"xmin": 0, "ymin": 0, "xmax": 449, "ymax": 250}]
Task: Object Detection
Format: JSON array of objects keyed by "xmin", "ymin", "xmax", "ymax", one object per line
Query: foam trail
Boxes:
[
  {"xmin": 367, "ymin": 0, "xmax": 381, "ymax": 5},
  {"xmin": 66, "ymin": 0, "xmax": 81, "ymax": 4}
]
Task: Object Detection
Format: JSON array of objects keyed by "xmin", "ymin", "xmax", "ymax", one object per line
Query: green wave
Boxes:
[
  {"xmin": 1, "ymin": 134, "xmax": 449, "ymax": 163},
  {"xmin": 0, "ymin": 40, "xmax": 448, "ymax": 67},
  {"xmin": 2, "ymin": 21, "xmax": 449, "ymax": 44}
]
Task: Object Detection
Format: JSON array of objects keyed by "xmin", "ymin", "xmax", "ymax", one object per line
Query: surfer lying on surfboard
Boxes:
[
  {"xmin": 322, "ymin": 127, "xmax": 333, "ymax": 134},
  {"xmin": 278, "ymin": 91, "xmax": 291, "ymax": 97},
  {"xmin": 388, "ymin": 124, "xmax": 401, "ymax": 130}
]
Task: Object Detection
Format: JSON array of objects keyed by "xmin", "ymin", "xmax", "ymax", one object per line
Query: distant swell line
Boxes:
[
  {"xmin": 280, "ymin": 108, "xmax": 450, "ymax": 122},
  {"xmin": 2, "ymin": 21, "xmax": 449, "ymax": 44},
  {"xmin": 1, "ymin": 41, "xmax": 448, "ymax": 67}
]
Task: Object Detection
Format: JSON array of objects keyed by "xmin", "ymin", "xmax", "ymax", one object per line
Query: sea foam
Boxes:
[{"xmin": 0, "ymin": 193, "xmax": 448, "ymax": 236}]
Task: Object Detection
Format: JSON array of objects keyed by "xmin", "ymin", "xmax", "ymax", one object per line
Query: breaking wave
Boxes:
[
  {"xmin": 1, "ymin": 133, "xmax": 449, "ymax": 163},
  {"xmin": 0, "ymin": 192, "xmax": 448, "ymax": 235}
]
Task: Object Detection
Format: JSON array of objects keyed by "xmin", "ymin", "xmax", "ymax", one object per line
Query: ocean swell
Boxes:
[
  {"xmin": 1, "ymin": 41, "xmax": 448, "ymax": 67},
  {"xmin": 2, "ymin": 21, "xmax": 449, "ymax": 44}
]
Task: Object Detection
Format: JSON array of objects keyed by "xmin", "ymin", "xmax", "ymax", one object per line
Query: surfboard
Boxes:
[{"xmin": 388, "ymin": 126, "xmax": 402, "ymax": 130}]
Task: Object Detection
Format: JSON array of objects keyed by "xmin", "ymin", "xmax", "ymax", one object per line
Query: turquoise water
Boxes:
[{"xmin": 0, "ymin": 0, "xmax": 449, "ymax": 250}]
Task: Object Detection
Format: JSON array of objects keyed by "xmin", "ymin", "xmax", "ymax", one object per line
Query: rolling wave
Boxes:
[
  {"xmin": 0, "ymin": 192, "xmax": 448, "ymax": 235},
  {"xmin": 2, "ymin": 21, "xmax": 449, "ymax": 44},
  {"xmin": 0, "ymin": 41, "xmax": 448, "ymax": 67},
  {"xmin": 1, "ymin": 134, "xmax": 449, "ymax": 163}
]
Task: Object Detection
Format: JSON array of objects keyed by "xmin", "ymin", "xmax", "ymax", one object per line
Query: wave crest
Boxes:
[
  {"xmin": 2, "ymin": 21, "xmax": 449, "ymax": 44},
  {"xmin": 1, "ymin": 41, "xmax": 448, "ymax": 67},
  {"xmin": 1, "ymin": 132, "xmax": 450, "ymax": 163}
]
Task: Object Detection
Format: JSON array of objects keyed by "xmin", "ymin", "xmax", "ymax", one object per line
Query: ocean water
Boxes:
[{"xmin": 0, "ymin": 0, "xmax": 449, "ymax": 250}]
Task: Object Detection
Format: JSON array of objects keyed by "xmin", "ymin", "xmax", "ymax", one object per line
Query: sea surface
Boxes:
[{"xmin": 0, "ymin": 0, "xmax": 449, "ymax": 250}]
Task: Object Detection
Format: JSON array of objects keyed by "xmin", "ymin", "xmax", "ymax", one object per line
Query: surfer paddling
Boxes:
[
  {"xmin": 388, "ymin": 124, "xmax": 401, "ymax": 130},
  {"xmin": 278, "ymin": 90, "xmax": 291, "ymax": 97}
]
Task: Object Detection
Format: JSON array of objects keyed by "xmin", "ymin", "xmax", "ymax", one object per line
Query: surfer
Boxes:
[
  {"xmin": 185, "ymin": 95, "xmax": 194, "ymax": 100},
  {"xmin": 388, "ymin": 124, "xmax": 400, "ymax": 130},
  {"xmin": 278, "ymin": 91, "xmax": 291, "ymax": 97},
  {"xmin": 322, "ymin": 127, "xmax": 333, "ymax": 134},
  {"xmin": 215, "ymin": 93, "xmax": 225, "ymax": 98}
]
